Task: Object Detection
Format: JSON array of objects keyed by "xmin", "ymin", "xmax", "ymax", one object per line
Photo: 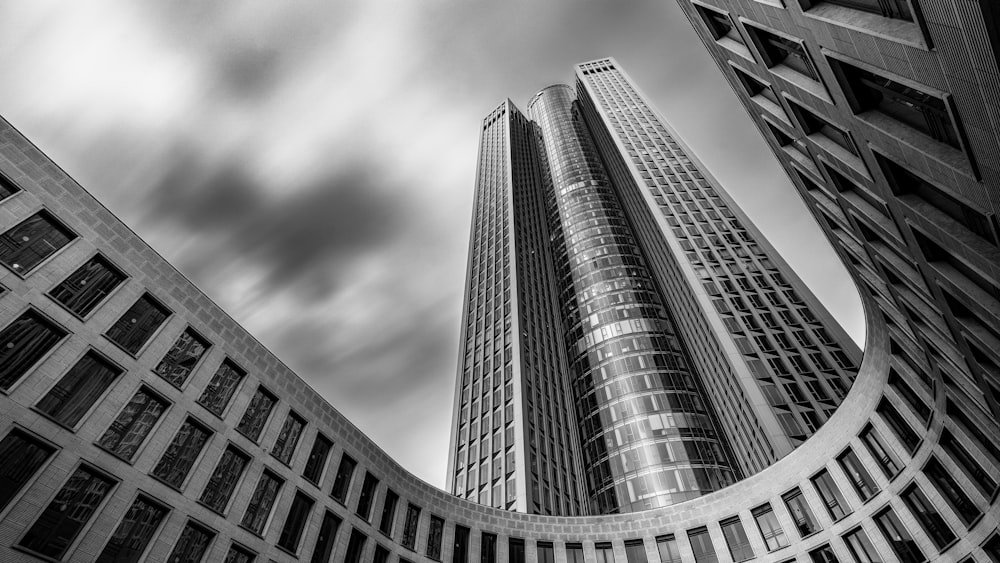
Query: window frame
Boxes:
[
  {"xmin": 0, "ymin": 208, "xmax": 78, "ymax": 278},
  {"xmin": 46, "ymin": 252, "xmax": 128, "ymax": 320}
]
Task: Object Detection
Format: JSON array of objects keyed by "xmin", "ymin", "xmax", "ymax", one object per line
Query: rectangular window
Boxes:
[
  {"xmin": 309, "ymin": 510, "xmax": 342, "ymax": 563},
  {"xmin": 923, "ymin": 456, "xmax": 981, "ymax": 525},
  {"xmin": 874, "ymin": 508, "xmax": 924, "ymax": 563},
  {"xmin": 303, "ymin": 434, "xmax": 333, "ymax": 485},
  {"xmin": 940, "ymin": 430, "xmax": 997, "ymax": 497},
  {"xmin": 379, "ymin": 489, "xmax": 399, "ymax": 535},
  {"xmin": 688, "ymin": 527, "xmax": 718, "ymax": 563},
  {"xmin": 454, "ymin": 526, "xmax": 471, "ymax": 563},
  {"xmin": 152, "ymin": 418, "xmax": 211, "ymax": 489},
  {"xmin": 272, "ymin": 411, "xmax": 306, "ymax": 465},
  {"xmin": 236, "ymin": 386, "xmax": 277, "ymax": 442},
  {"xmin": 49, "ymin": 255, "xmax": 126, "ymax": 317},
  {"xmin": 752, "ymin": 503, "xmax": 788, "ymax": 551},
  {"xmin": 481, "ymin": 533, "xmax": 498, "ymax": 563},
  {"xmin": 225, "ymin": 544, "xmax": 257, "ymax": 563},
  {"xmin": 375, "ymin": 545, "xmax": 391, "ymax": 563},
  {"xmin": 426, "ymin": 515, "xmax": 444, "ymax": 560},
  {"xmin": 36, "ymin": 350, "xmax": 123, "ymax": 428},
  {"xmin": 747, "ymin": 26, "xmax": 818, "ymax": 80},
  {"xmin": 105, "ymin": 293, "xmax": 170, "ymax": 355},
  {"xmin": 783, "ymin": 487, "xmax": 820, "ymax": 537},
  {"xmin": 843, "ymin": 527, "xmax": 880, "ymax": 563},
  {"xmin": 331, "ymin": 454, "xmax": 357, "ymax": 503},
  {"xmin": 153, "ymin": 328, "xmax": 210, "ymax": 387},
  {"xmin": 0, "ymin": 429, "xmax": 56, "ymax": 512},
  {"xmin": 812, "ymin": 469, "xmax": 851, "ymax": 520},
  {"xmin": 656, "ymin": 536, "xmax": 681, "ymax": 563},
  {"xmin": 837, "ymin": 449, "xmax": 878, "ymax": 501},
  {"xmin": 200, "ymin": 445, "xmax": 250, "ymax": 514},
  {"xmin": 509, "ymin": 538, "xmax": 525, "ymax": 563},
  {"xmin": 345, "ymin": 529, "xmax": 368, "ymax": 563},
  {"xmin": 695, "ymin": 5, "xmax": 743, "ymax": 44},
  {"xmin": 19, "ymin": 465, "xmax": 115, "ymax": 559},
  {"xmin": 0, "ymin": 211, "xmax": 76, "ymax": 274},
  {"xmin": 721, "ymin": 517, "xmax": 754, "ymax": 562},
  {"xmin": 810, "ymin": 544, "xmax": 839, "ymax": 563},
  {"xmin": 824, "ymin": 0, "xmax": 913, "ymax": 20},
  {"xmin": 98, "ymin": 494, "xmax": 169, "ymax": 563},
  {"xmin": 0, "ymin": 310, "xmax": 66, "ymax": 391},
  {"xmin": 168, "ymin": 521, "xmax": 215, "ymax": 563},
  {"xmin": 860, "ymin": 426, "xmax": 901, "ymax": 478},
  {"xmin": 901, "ymin": 484, "xmax": 956, "ymax": 549},
  {"xmin": 277, "ymin": 491, "xmax": 314, "ymax": 554},
  {"xmin": 877, "ymin": 399, "xmax": 920, "ymax": 453},
  {"xmin": 788, "ymin": 100, "xmax": 857, "ymax": 155},
  {"xmin": 832, "ymin": 60, "xmax": 962, "ymax": 148},
  {"xmin": 0, "ymin": 173, "xmax": 20, "ymax": 199},
  {"xmin": 241, "ymin": 470, "xmax": 283, "ymax": 535},
  {"xmin": 356, "ymin": 471, "xmax": 380, "ymax": 520},
  {"xmin": 97, "ymin": 387, "xmax": 168, "ymax": 461},
  {"xmin": 197, "ymin": 359, "xmax": 246, "ymax": 416},
  {"xmin": 401, "ymin": 503, "xmax": 421, "ymax": 550},
  {"xmin": 624, "ymin": 539, "xmax": 647, "ymax": 563}
]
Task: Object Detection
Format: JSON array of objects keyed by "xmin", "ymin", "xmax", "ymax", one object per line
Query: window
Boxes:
[
  {"xmin": 481, "ymin": 533, "xmax": 498, "ymax": 563},
  {"xmin": 152, "ymin": 418, "xmax": 212, "ymax": 489},
  {"xmin": 783, "ymin": 487, "xmax": 820, "ymax": 537},
  {"xmin": 18, "ymin": 465, "xmax": 115, "ymax": 559},
  {"xmin": 656, "ymin": 536, "xmax": 681, "ymax": 563},
  {"xmin": 236, "ymin": 386, "xmax": 277, "ymax": 442},
  {"xmin": 831, "ymin": 59, "xmax": 962, "ymax": 148},
  {"xmin": 732, "ymin": 66, "xmax": 781, "ymax": 106},
  {"xmin": 877, "ymin": 399, "xmax": 920, "ymax": 453},
  {"xmin": 310, "ymin": 511, "xmax": 342, "ymax": 563},
  {"xmin": 875, "ymin": 152, "xmax": 996, "ymax": 244},
  {"xmin": 624, "ymin": 539, "xmax": 647, "ymax": 563},
  {"xmin": 843, "ymin": 527, "xmax": 880, "ymax": 563},
  {"xmin": 939, "ymin": 430, "xmax": 997, "ymax": 497},
  {"xmin": 379, "ymin": 489, "xmax": 399, "ymax": 535},
  {"xmin": 345, "ymin": 529, "xmax": 368, "ymax": 563},
  {"xmin": 49, "ymin": 255, "xmax": 126, "ymax": 317},
  {"xmin": 746, "ymin": 26, "xmax": 819, "ymax": 80},
  {"xmin": 837, "ymin": 449, "xmax": 878, "ymax": 501},
  {"xmin": 200, "ymin": 446, "xmax": 250, "ymax": 514},
  {"xmin": 860, "ymin": 426, "xmax": 901, "ymax": 478},
  {"xmin": 356, "ymin": 471, "xmax": 380, "ymax": 520},
  {"xmin": 874, "ymin": 508, "xmax": 924, "ymax": 563},
  {"xmin": 812, "ymin": 469, "xmax": 851, "ymax": 520},
  {"xmin": 272, "ymin": 411, "xmax": 306, "ymax": 465},
  {"xmin": 788, "ymin": 100, "xmax": 857, "ymax": 155},
  {"xmin": 0, "ymin": 429, "xmax": 56, "ymax": 512},
  {"xmin": 752, "ymin": 503, "xmax": 788, "ymax": 551},
  {"xmin": 168, "ymin": 521, "xmax": 215, "ymax": 563},
  {"xmin": 901, "ymin": 484, "xmax": 956, "ymax": 549},
  {"xmin": 455, "ymin": 526, "xmax": 471, "ymax": 563},
  {"xmin": 0, "ymin": 310, "xmax": 66, "ymax": 391},
  {"xmin": 688, "ymin": 527, "xmax": 719, "ymax": 563},
  {"xmin": 241, "ymin": 470, "xmax": 283, "ymax": 535},
  {"xmin": 509, "ymin": 538, "xmax": 526, "ymax": 563},
  {"xmin": 197, "ymin": 359, "xmax": 246, "ymax": 416},
  {"xmin": 331, "ymin": 454, "xmax": 357, "ymax": 503},
  {"xmin": 277, "ymin": 491, "xmax": 314, "ymax": 554},
  {"xmin": 0, "ymin": 173, "xmax": 20, "ymax": 199},
  {"xmin": 97, "ymin": 387, "xmax": 168, "ymax": 461},
  {"xmin": 105, "ymin": 293, "xmax": 170, "ymax": 355},
  {"xmin": 923, "ymin": 456, "xmax": 982, "ymax": 525},
  {"xmin": 695, "ymin": 5, "xmax": 743, "ymax": 44},
  {"xmin": 401, "ymin": 503, "xmax": 421, "ymax": 550},
  {"xmin": 153, "ymin": 328, "xmax": 210, "ymax": 387},
  {"xmin": 224, "ymin": 544, "xmax": 257, "ymax": 563},
  {"xmin": 823, "ymin": 0, "xmax": 913, "ymax": 20},
  {"xmin": 810, "ymin": 544, "xmax": 839, "ymax": 563},
  {"xmin": 375, "ymin": 545, "xmax": 391, "ymax": 563},
  {"xmin": 36, "ymin": 350, "xmax": 123, "ymax": 428},
  {"xmin": 720, "ymin": 517, "xmax": 754, "ymax": 562},
  {"xmin": 426, "ymin": 515, "xmax": 445, "ymax": 560},
  {"xmin": 98, "ymin": 494, "xmax": 169, "ymax": 563},
  {"xmin": 303, "ymin": 434, "xmax": 333, "ymax": 485},
  {"xmin": 0, "ymin": 211, "xmax": 76, "ymax": 274}
]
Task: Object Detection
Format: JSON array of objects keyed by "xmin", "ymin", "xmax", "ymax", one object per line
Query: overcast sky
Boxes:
[{"xmin": 0, "ymin": 1, "xmax": 862, "ymax": 488}]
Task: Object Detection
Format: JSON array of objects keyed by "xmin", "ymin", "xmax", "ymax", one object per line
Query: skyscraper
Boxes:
[{"xmin": 447, "ymin": 59, "xmax": 861, "ymax": 515}]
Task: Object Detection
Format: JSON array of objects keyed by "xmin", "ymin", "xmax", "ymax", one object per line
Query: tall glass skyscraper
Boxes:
[{"xmin": 447, "ymin": 59, "xmax": 861, "ymax": 515}]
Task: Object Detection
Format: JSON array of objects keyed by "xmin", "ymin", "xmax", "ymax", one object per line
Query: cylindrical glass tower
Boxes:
[{"xmin": 528, "ymin": 85, "xmax": 735, "ymax": 513}]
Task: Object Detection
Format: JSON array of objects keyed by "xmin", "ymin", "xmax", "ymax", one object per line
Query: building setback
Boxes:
[{"xmin": 448, "ymin": 60, "xmax": 860, "ymax": 515}]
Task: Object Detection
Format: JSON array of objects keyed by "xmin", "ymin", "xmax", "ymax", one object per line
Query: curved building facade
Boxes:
[{"xmin": 528, "ymin": 85, "xmax": 736, "ymax": 513}]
